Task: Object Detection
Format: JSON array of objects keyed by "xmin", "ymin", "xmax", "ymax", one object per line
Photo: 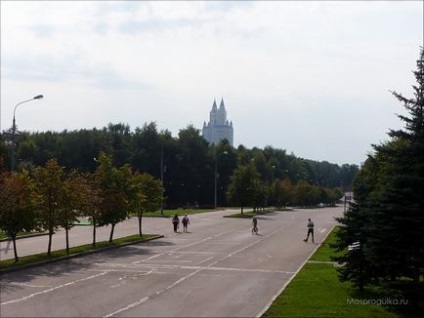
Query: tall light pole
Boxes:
[
  {"xmin": 160, "ymin": 142, "xmax": 165, "ymax": 216},
  {"xmin": 214, "ymin": 151, "xmax": 228, "ymax": 209},
  {"xmin": 11, "ymin": 94, "xmax": 43, "ymax": 171}
]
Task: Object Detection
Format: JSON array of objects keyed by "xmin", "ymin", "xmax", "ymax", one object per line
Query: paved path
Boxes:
[{"xmin": 0, "ymin": 206, "xmax": 343, "ymax": 317}]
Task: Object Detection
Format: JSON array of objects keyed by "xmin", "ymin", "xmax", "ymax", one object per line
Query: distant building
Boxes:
[{"xmin": 202, "ymin": 98, "xmax": 234, "ymax": 146}]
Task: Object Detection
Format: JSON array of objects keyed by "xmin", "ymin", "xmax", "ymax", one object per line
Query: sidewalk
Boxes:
[{"xmin": 0, "ymin": 209, "xmax": 242, "ymax": 261}]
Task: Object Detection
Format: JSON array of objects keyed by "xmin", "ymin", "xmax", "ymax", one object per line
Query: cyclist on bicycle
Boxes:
[{"xmin": 252, "ymin": 216, "xmax": 258, "ymax": 234}]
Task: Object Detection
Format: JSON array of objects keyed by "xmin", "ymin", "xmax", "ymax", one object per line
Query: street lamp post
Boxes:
[
  {"xmin": 11, "ymin": 95, "xmax": 43, "ymax": 171},
  {"xmin": 160, "ymin": 143, "xmax": 165, "ymax": 216},
  {"xmin": 214, "ymin": 151, "xmax": 228, "ymax": 209}
]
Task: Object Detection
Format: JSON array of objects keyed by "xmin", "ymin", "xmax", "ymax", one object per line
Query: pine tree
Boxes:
[
  {"xmin": 334, "ymin": 48, "xmax": 424, "ymax": 306},
  {"xmin": 333, "ymin": 157, "xmax": 380, "ymax": 291},
  {"xmin": 368, "ymin": 48, "xmax": 424, "ymax": 304}
]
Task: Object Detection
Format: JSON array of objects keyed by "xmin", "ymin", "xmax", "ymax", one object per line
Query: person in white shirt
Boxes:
[{"xmin": 303, "ymin": 218, "xmax": 314, "ymax": 243}]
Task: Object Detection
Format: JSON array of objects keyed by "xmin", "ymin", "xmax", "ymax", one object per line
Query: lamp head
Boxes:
[{"xmin": 33, "ymin": 95, "xmax": 44, "ymax": 100}]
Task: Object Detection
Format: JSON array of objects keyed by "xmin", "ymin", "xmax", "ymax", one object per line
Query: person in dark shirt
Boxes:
[
  {"xmin": 172, "ymin": 214, "xmax": 180, "ymax": 233},
  {"xmin": 182, "ymin": 215, "xmax": 190, "ymax": 232}
]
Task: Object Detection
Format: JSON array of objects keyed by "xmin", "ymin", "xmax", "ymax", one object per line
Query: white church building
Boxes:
[{"xmin": 202, "ymin": 98, "xmax": 234, "ymax": 146}]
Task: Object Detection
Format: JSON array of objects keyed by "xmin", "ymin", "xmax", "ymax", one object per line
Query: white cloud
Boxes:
[{"xmin": 1, "ymin": 1, "xmax": 422, "ymax": 165}]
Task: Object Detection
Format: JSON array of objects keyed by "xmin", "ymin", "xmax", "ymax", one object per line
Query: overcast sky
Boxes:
[{"xmin": 1, "ymin": 1, "xmax": 422, "ymax": 166}]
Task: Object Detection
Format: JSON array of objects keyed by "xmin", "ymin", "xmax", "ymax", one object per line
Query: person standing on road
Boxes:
[
  {"xmin": 182, "ymin": 214, "xmax": 190, "ymax": 232},
  {"xmin": 252, "ymin": 216, "xmax": 258, "ymax": 234},
  {"xmin": 172, "ymin": 214, "xmax": 180, "ymax": 233},
  {"xmin": 303, "ymin": 218, "xmax": 314, "ymax": 243}
]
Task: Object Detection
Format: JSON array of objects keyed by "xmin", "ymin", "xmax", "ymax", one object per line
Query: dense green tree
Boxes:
[
  {"xmin": 59, "ymin": 129, "xmax": 110, "ymax": 172},
  {"xmin": 292, "ymin": 180, "xmax": 313, "ymax": 206},
  {"xmin": 211, "ymin": 142, "xmax": 237, "ymax": 207},
  {"xmin": 58, "ymin": 170, "xmax": 86, "ymax": 253},
  {"xmin": 333, "ymin": 157, "xmax": 380, "ymax": 290},
  {"xmin": 78, "ymin": 173, "xmax": 103, "ymax": 247},
  {"xmin": 2, "ymin": 115, "xmax": 359, "ymax": 210},
  {"xmin": 367, "ymin": 49, "xmax": 424, "ymax": 302},
  {"xmin": 33, "ymin": 158, "xmax": 66, "ymax": 256},
  {"xmin": 334, "ymin": 48, "xmax": 424, "ymax": 306},
  {"xmin": 227, "ymin": 162, "xmax": 261, "ymax": 214},
  {"xmin": 272, "ymin": 178, "xmax": 293, "ymax": 210},
  {"xmin": 0, "ymin": 170, "xmax": 39, "ymax": 262},
  {"xmin": 172, "ymin": 125, "xmax": 211, "ymax": 206},
  {"xmin": 95, "ymin": 152, "xmax": 131, "ymax": 242},
  {"xmin": 130, "ymin": 172, "xmax": 162, "ymax": 236},
  {"xmin": 104, "ymin": 123, "xmax": 133, "ymax": 167},
  {"xmin": 131, "ymin": 122, "xmax": 161, "ymax": 174}
]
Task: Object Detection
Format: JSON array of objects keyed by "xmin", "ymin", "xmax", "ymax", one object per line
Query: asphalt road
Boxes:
[{"xmin": 0, "ymin": 206, "xmax": 343, "ymax": 317}]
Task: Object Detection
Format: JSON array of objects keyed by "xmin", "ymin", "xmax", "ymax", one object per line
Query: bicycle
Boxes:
[{"xmin": 252, "ymin": 226, "xmax": 258, "ymax": 235}]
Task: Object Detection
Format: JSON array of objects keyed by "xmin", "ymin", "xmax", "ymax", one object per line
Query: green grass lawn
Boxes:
[
  {"xmin": 224, "ymin": 208, "xmax": 276, "ymax": 218},
  {"xmin": 0, "ymin": 231, "xmax": 45, "ymax": 240},
  {"xmin": 261, "ymin": 226, "xmax": 410, "ymax": 318},
  {"xmin": 139, "ymin": 208, "xmax": 215, "ymax": 218}
]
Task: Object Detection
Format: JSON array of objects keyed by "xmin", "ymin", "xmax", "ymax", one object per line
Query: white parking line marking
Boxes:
[
  {"xmin": 103, "ymin": 225, "xmax": 291, "ymax": 317},
  {"xmin": 195, "ymin": 256, "xmax": 214, "ymax": 265},
  {"xmin": 8, "ymin": 282, "xmax": 51, "ymax": 288},
  {"xmin": 1, "ymin": 271, "xmax": 108, "ymax": 306}
]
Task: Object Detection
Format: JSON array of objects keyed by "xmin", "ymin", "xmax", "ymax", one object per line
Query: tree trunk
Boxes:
[
  {"xmin": 65, "ymin": 228, "xmax": 70, "ymax": 254},
  {"xmin": 12, "ymin": 236, "xmax": 19, "ymax": 262},
  {"xmin": 92, "ymin": 222, "xmax": 97, "ymax": 247},
  {"xmin": 109, "ymin": 223, "xmax": 115, "ymax": 243},
  {"xmin": 47, "ymin": 231, "xmax": 53, "ymax": 256},
  {"xmin": 241, "ymin": 206, "xmax": 244, "ymax": 215},
  {"xmin": 138, "ymin": 215, "xmax": 143, "ymax": 237}
]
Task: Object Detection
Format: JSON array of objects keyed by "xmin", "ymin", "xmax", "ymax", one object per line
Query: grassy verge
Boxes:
[
  {"xmin": 0, "ymin": 234, "xmax": 158, "ymax": 272},
  {"xmin": 224, "ymin": 208, "xmax": 276, "ymax": 218},
  {"xmin": 142, "ymin": 208, "xmax": 214, "ymax": 218},
  {"xmin": 261, "ymin": 226, "xmax": 408, "ymax": 318},
  {"xmin": 0, "ymin": 231, "xmax": 46, "ymax": 240}
]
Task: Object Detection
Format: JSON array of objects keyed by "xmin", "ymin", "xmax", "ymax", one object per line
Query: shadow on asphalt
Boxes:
[
  {"xmin": 0, "ymin": 239, "xmax": 176, "ymax": 294},
  {"xmin": 143, "ymin": 240, "xmax": 178, "ymax": 247}
]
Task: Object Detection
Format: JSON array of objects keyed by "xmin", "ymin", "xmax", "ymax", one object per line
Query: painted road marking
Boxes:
[
  {"xmin": 1, "ymin": 271, "xmax": 108, "ymax": 306},
  {"xmin": 102, "ymin": 224, "xmax": 291, "ymax": 317}
]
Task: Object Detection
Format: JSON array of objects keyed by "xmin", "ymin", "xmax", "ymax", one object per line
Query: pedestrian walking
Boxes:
[
  {"xmin": 251, "ymin": 216, "xmax": 258, "ymax": 234},
  {"xmin": 303, "ymin": 218, "xmax": 314, "ymax": 243},
  {"xmin": 182, "ymin": 214, "xmax": 190, "ymax": 232},
  {"xmin": 172, "ymin": 214, "xmax": 180, "ymax": 233}
]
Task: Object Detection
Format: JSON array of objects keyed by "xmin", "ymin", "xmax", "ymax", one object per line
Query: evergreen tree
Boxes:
[
  {"xmin": 333, "ymin": 157, "xmax": 380, "ymax": 290},
  {"xmin": 335, "ymin": 48, "xmax": 424, "ymax": 306},
  {"xmin": 368, "ymin": 48, "xmax": 424, "ymax": 304}
]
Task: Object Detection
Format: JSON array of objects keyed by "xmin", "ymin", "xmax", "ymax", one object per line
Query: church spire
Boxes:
[
  {"xmin": 212, "ymin": 98, "xmax": 217, "ymax": 111},
  {"xmin": 219, "ymin": 98, "xmax": 225, "ymax": 110},
  {"xmin": 203, "ymin": 97, "xmax": 234, "ymax": 147}
]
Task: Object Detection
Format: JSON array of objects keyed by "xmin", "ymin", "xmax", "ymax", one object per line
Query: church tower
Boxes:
[{"xmin": 202, "ymin": 98, "xmax": 234, "ymax": 146}]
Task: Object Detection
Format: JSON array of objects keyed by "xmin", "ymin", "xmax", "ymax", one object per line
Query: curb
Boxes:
[
  {"xmin": 255, "ymin": 225, "xmax": 337, "ymax": 318},
  {"xmin": 0, "ymin": 232, "xmax": 49, "ymax": 242},
  {"xmin": 0, "ymin": 234, "xmax": 164, "ymax": 274}
]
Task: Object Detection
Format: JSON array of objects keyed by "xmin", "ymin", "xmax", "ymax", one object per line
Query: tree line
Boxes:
[
  {"xmin": 0, "ymin": 147, "xmax": 344, "ymax": 263},
  {"xmin": 333, "ymin": 48, "xmax": 424, "ymax": 308},
  {"xmin": 0, "ymin": 152, "xmax": 162, "ymax": 262},
  {"xmin": 1, "ymin": 104, "xmax": 355, "ymax": 262},
  {"xmin": 1, "ymin": 121, "xmax": 358, "ymax": 209}
]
